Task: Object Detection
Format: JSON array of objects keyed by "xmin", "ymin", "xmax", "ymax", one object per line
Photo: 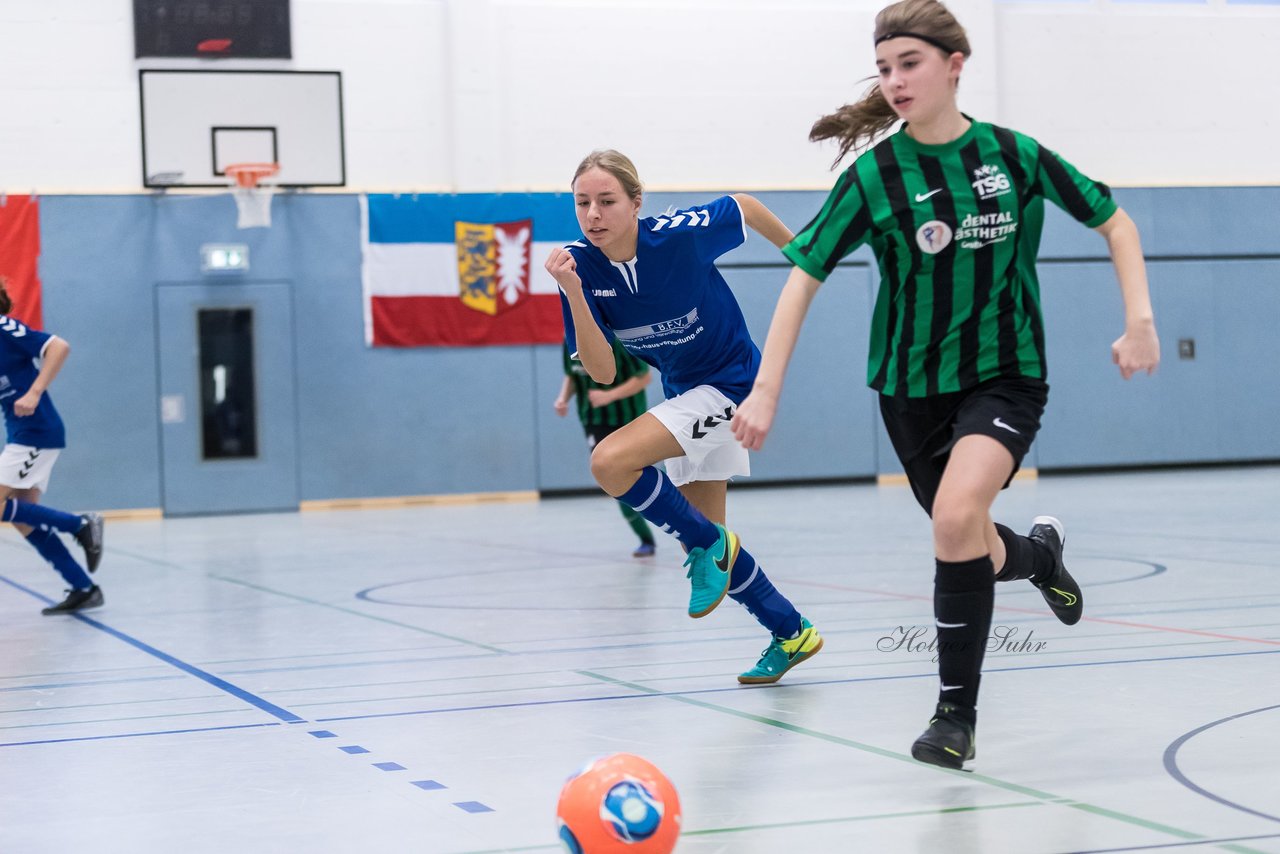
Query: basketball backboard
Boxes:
[{"xmin": 139, "ymin": 69, "xmax": 345, "ymax": 189}]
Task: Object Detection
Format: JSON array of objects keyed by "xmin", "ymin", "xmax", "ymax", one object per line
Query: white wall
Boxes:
[
  {"xmin": 0, "ymin": 0, "xmax": 1274, "ymax": 193},
  {"xmin": 995, "ymin": 2, "xmax": 1280, "ymax": 186}
]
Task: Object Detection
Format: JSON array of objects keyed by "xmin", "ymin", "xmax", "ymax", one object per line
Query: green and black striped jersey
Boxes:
[
  {"xmin": 784, "ymin": 119, "xmax": 1117, "ymax": 398},
  {"xmin": 564, "ymin": 339, "xmax": 650, "ymax": 427}
]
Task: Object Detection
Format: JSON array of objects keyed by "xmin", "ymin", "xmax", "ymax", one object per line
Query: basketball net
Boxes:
[{"xmin": 226, "ymin": 163, "xmax": 279, "ymax": 229}]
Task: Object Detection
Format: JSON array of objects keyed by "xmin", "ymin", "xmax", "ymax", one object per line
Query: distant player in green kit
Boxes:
[
  {"xmin": 732, "ymin": 0, "xmax": 1160, "ymax": 768},
  {"xmin": 554, "ymin": 339, "xmax": 657, "ymax": 558}
]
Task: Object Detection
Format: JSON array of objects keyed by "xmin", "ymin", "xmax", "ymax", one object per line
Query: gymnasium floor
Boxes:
[{"xmin": 1, "ymin": 467, "xmax": 1277, "ymax": 854}]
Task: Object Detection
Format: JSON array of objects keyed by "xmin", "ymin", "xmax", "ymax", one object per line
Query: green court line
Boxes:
[
  {"xmin": 447, "ymin": 801, "xmax": 1047, "ymax": 854},
  {"xmin": 578, "ymin": 671, "xmax": 1271, "ymax": 854},
  {"xmin": 210, "ymin": 575, "xmax": 509, "ymax": 654},
  {"xmin": 681, "ymin": 799, "xmax": 1043, "ymax": 837}
]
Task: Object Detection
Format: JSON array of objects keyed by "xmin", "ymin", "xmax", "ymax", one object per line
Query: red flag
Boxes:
[{"xmin": 0, "ymin": 195, "xmax": 42, "ymax": 328}]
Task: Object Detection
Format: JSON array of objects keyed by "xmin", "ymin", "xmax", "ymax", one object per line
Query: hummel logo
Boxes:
[
  {"xmin": 18, "ymin": 450, "xmax": 37, "ymax": 480},
  {"xmin": 915, "ymin": 189, "xmax": 943, "ymax": 202},
  {"xmin": 992, "ymin": 417, "xmax": 1020, "ymax": 434},
  {"xmin": 690, "ymin": 406, "xmax": 736, "ymax": 440}
]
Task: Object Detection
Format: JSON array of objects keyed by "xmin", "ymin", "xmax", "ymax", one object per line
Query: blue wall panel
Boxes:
[
  {"xmin": 1209, "ymin": 261, "xmax": 1280, "ymax": 459},
  {"xmin": 38, "ymin": 196, "xmax": 163, "ymax": 511},
  {"xmin": 29, "ymin": 186, "xmax": 1280, "ymax": 512}
]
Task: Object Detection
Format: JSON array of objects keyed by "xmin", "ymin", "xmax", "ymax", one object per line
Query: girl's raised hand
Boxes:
[{"xmin": 544, "ymin": 248, "xmax": 582, "ymax": 295}]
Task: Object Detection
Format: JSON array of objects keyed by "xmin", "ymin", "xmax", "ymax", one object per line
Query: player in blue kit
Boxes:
[
  {"xmin": 0, "ymin": 279, "xmax": 105, "ymax": 615},
  {"xmin": 545, "ymin": 150, "xmax": 823, "ymax": 683}
]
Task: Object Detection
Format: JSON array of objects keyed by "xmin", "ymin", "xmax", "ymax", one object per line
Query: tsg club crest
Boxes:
[
  {"xmin": 971, "ymin": 164, "xmax": 1012, "ymax": 201},
  {"xmin": 455, "ymin": 219, "xmax": 532, "ymax": 316}
]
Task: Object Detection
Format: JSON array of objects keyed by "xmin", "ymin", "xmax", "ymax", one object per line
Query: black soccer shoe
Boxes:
[
  {"xmin": 74, "ymin": 512, "xmax": 104, "ymax": 573},
  {"xmin": 911, "ymin": 703, "xmax": 976, "ymax": 770},
  {"xmin": 41, "ymin": 585, "xmax": 104, "ymax": 615},
  {"xmin": 1028, "ymin": 515, "xmax": 1082, "ymax": 626}
]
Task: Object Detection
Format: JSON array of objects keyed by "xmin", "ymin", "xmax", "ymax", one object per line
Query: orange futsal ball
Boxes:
[{"xmin": 556, "ymin": 753, "xmax": 682, "ymax": 853}]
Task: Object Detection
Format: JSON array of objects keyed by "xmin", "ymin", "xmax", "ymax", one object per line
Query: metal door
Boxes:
[{"xmin": 156, "ymin": 282, "xmax": 299, "ymax": 515}]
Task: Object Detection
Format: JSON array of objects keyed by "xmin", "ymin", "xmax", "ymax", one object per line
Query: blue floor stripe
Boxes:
[
  {"xmin": 0, "ymin": 721, "xmax": 282, "ymax": 748},
  {"xmin": 315, "ymin": 646, "xmax": 1280, "ymax": 723},
  {"xmin": 1064, "ymin": 832, "xmax": 1280, "ymax": 853},
  {"xmin": 0, "ymin": 573, "xmax": 304, "ymax": 724}
]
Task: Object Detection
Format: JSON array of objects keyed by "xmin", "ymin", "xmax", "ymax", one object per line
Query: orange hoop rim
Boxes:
[{"xmin": 225, "ymin": 162, "xmax": 280, "ymax": 188}]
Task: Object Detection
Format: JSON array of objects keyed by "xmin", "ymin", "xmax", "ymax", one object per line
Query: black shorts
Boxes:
[
  {"xmin": 583, "ymin": 422, "xmax": 623, "ymax": 450},
  {"xmin": 879, "ymin": 376, "xmax": 1049, "ymax": 516}
]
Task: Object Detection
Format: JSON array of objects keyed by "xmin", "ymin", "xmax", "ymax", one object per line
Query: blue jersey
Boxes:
[
  {"xmin": 0, "ymin": 316, "xmax": 66, "ymax": 448},
  {"xmin": 559, "ymin": 195, "xmax": 759, "ymax": 404}
]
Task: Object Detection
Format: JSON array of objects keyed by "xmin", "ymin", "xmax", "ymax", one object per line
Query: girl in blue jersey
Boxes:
[
  {"xmin": 546, "ymin": 149, "xmax": 822, "ymax": 684},
  {"xmin": 0, "ymin": 279, "xmax": 105, "ymax": 614}
]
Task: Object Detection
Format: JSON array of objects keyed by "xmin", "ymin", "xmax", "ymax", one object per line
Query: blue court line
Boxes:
[
  {"xmin": 0, "ymin": 573, "xmax": 304, "ymax": 724},
  {"xmin": 211, "ymin": 574, "xmax": 509, "ymax": 653},
  {"xmin": 1163, "ymin": 703, "xmax": 1280, "ymax": 825},
  {"xmin": 1064, "ymin": 832, "xmax": 1280, "ymax": 853},
  {"xmin": 0, "ymin": 675, "xmax": 185, "ymax": 693},
  {"xmin": 1, "ymin": 574, "xmax": 498, "ymax": 812},
  {"xmin": 314, "ymin": 646, "xmax": 1280, "ymax": 723},
  {"xmin": 0, "ymin": 721, "xmax": 282, "ymax": 748},
  {"xmin": 0, "ymin": 629, "xmax": 1257, "ymax": 710}
]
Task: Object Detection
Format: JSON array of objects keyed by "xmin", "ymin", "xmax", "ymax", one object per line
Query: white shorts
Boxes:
[
  {"xmin": 0, "ymin": 444, "xmax": 60, "ymax": 494},
  {"xmin": 649, "ymin": 385, "xmax": 750, "ymax": 487}
]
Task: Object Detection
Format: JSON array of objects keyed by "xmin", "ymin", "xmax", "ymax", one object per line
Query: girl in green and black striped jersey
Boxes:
[
  {"xmin": 554, "ymin": 339, "xmax": 657, "ymax": 557},
  {"xmin": 732, "ymin": 0, "xmax": 1160, "ymax": 770}
]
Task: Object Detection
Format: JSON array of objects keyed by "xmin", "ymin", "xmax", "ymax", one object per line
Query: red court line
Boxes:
[{"xmin": 787, "ymin": 579, "xmax": 1280, "ymax": 647}]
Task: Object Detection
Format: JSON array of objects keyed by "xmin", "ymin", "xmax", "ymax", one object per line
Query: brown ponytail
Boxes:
[
  {"xmin": 0, "ymin": 277, "xmax": 11, "ymax": 316},
  {"xmin": 810, "ymin": 0, "xmax": 972, "ymax": 168},
  {"xmin": 809, "ymin": 83, "xmax": 900, "ymax": 169}
]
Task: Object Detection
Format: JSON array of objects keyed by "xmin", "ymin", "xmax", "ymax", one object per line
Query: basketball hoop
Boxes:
[{"xmin": 225, "ymin": 162, "xmax": 279, "ymax": 229}]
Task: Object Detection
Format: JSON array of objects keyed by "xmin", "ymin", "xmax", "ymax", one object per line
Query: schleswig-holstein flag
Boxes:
[{"xmin": 361, "ymin": 193, "xmax": 579, "ymax": 347}]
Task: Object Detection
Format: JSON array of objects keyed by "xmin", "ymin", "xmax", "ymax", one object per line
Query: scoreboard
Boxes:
[{"xmin": 134, "ymin": 0, "xmax": 291, "ymax": 59}]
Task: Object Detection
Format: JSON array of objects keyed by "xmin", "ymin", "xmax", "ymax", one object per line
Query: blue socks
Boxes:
[
  {"xmin": 617, "ymin": 467, "xmax": 804, "ymax": 638},
  {"xmin": 24, "ymin": 528, "xmax": 93, "ymax": 591},
  {"xmin": 617, "ymin": 467, "xmax": 719, "ymax": 552},
  {"xmin": 728, "ymin": 548, "xmax": 803, "ymax": 639},
  {"xmin": 3, "ymin": 498, "xmax": 84, "ymax": 534}
]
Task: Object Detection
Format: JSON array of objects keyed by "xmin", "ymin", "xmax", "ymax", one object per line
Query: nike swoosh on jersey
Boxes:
[
  {"xmin": 993, "ymin": 417, "xmax": 1021, "ymax": 434},
  {"xmin": 915, "ymin": 189, "xmax": 943, "ymax": 202}
]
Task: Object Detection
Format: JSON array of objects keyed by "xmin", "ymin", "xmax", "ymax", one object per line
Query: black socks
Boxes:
[
  {"xmin": 934, "ymin": 556, "xmax": 995, "ymax": 717},
  {"xmin": 993, "ymin": 523, "xmax": 1053, "ymax": 584}
]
